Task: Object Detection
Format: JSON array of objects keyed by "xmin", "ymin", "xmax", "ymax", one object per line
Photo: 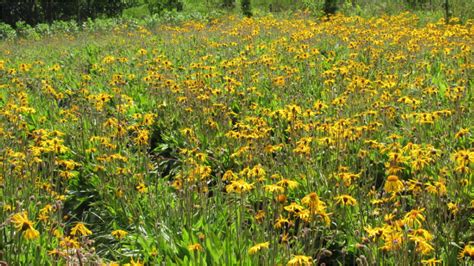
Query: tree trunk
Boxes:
[{"xmin": 444, "ymin": 0, "xmax": 450, "ymax": 24}]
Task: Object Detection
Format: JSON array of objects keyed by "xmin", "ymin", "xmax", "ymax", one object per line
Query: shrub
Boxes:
[
  {"xmin": 145, "ymin": 0, "xmax": 183, "ymax": 14},
  {"xmin": 15, "ymin": 21, "xmax": 38, "ymax": 39},
  {"xmin": 0, "ymin": 22, "xmax": 16, "ymax": 40}
]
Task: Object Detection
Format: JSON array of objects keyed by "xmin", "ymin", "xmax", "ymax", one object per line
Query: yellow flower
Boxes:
[
  {"xmin": 317, "ymin": 211, "xmax": 331, "ymax": 226},
  {"xmin": 410, "ymin": 228, "xmax": 433, "ymax": 241},
  {"xmin": 263, "ymin": 184, "xmax": 285, "ymax": 193},
  {"xmin": 11, "ymin": 211, "xmax": 39, "ymax": 240},
  {"xmin": 301, "ymin": 192, "xmax": 327, "ymax": 213},
  {"xmin": 273, "ymin": 76, "xmax": 286, "ymax": 87},
  {"xmin": 454, "ymin": 128, "xmax": 469, "ymax": 139},
  {"xmin": 276, "ymin": 178, "xmax": 299, "ymax": 189},
  {"xmin": 171, "ymin": 178, "xmax": 183, "ymax": 190},
  {"xmin": 248, "ymin": 164, "xmax": 266, "ymax": 179},
  {"xmin": 421, "ymin": 258, "xmax": 442, "ymax": 265},
  {"xmin": 128, "ymin": 258, "xmax": 144, "ymax": 266},
  {"xmin": 287, "ymin": 255, "xmax": 313, "ymax": 266},
  {"xmin": 313, "ymin": 100, "xmax": 328, "ymax": 110},
  {"xmin": 24, "ymin": 227, "xmax": 40, "ymax": 240},
  {"xmin": 384, "ymin": 175, "xmax": 404, "ymax": 193},
  {"xmin": 53, "ymin": 229, "xmax": 63, "ymax": 238},
  {"xmin": 134, "ymin": 129, "xmax": 149, "ymax": 146},
  {"xmin": 296, "ymin": 209, "xmax": 310, "ymax": 222},
  {"xmin": 337, "ymin": 171, "xmax": 361, "ymax": 186},
  {"xmin": 197, "ymin": 233, "xmax": 205, "ymax": 241},
  {"xmin": 409, "ymin": 235, "xmax": 434, "ymax": 255},
  {"xmin": 274, "ymin": 216, "xmax": 292, "ymax": 229},
  {"xmin": 137, "ymin": 49, "xmax": 147, "ymax": 56},
  {"xmin": 334, "ymin": 195, "xmax": 357, "ymax": 206},
  {"xmin": 447, "ymin": 202, "xmax": 459, "ymax": 215},
  {"xmin": 70, "ymin": 222, "xmax": 92, "ymax": 236},
  {"xmin": 365, "ymin": 226, "xmax": 385, "ymax": 239},
  {"xmin": 254, "ymin": 210, "xmax": 266, "ymax": 223},
  {"xmin": 59, "ymin": 236, "xmax": 80, "ymax": 249},
  {"xmin": 380, "ymin": 229, "xmax": 403, "ymax": 252},
  {"xmin": 451, "ymin": 150, "xmax": 474, "ymax": 173},
  {"xmin": 136, "ymin": 183, "xmax": 148, "ymax": 193},
  {"xmin": 222, "ymin": 170, "xmax": 237, "ymax": 181},
  {"xmin": 301, "ymin": 192, "xmax": 321, "ymax": 209},
  {"xmin": 11, "ymin": 212, "xmax": 34, "ymax": 232},
  {"xmin": 225, "ymin": 179, "xmax": 253, "ymax": 194},
  {"xmin": 248, "ymin": 241, "xmax": 270, "ymax": 255},
  {"xmin": 404, "ymin": 208, "xmax": 426, "ymax": 227},
  {"xmin": 458, "ymin": 244, "xmax": 474, "ymax": 260},
  {"xmin": 48, "ymin": 249, "xmax": 66, "ymax": 258},
  {"xmin": 3, "ymin": 204, "xmax": 12, "ymax": 212},
  {"xmin": 284, "ymin": 202, "xmax": 305, "ymax": 213},
  {"xmin": 111, "ymin": 229, "xmax": 128, "ymax": 240},
  {"xmin": 187, "ymin": 243, "xmax": 204, "ymax": 252},
  {"xmin": 425, "ymin": 181, "xmax": 447, "ymax": 195}
]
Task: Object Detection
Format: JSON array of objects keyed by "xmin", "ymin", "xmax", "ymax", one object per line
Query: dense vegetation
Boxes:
[
  {"xmin": 0, "ymin": 1, "xmax": 473, "ymax": 266},
  {"xmin": 1, "ymin": 0, "xmax": 473, "ymax": 27},
  {"xmin": 2, "ymin": 0, "xmax": 474, "ymax": 41},
  {"xmin": 0, "ymin": 0, "xmax": 137, "ymax": 25}
]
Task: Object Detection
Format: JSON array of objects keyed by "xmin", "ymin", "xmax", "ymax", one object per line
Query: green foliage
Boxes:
[
  {"xmin": 0, "ymin": 0, "xmax": 138, "ymax": 26},
  {"xmin": 299, "ymin": 0, "xmax": 325, "ymax": 15},
  {"xmin": 0, "ymin": 8, "xmax": 233, "ymax": 40},
  {"xmin": 123, "ymin": 4, "xmax": 151, "ymax": 18},
  {"xmin": 1, "ymin": 0, "xmax": 472, "ymax": 31},
  {"xmin": 341, "ymin": 0, "xmax": 472, "ymax": 20},
  {"xmin": 15, "ymin": 21, "xmax": 38, "ymax": 39},
  {"xmin": 145, "ymin": 0, "xmax": 184, "ymax": 14},
  {"xmin": 0, "ymin": 22, "xmax": 16, "ymax": 39}
]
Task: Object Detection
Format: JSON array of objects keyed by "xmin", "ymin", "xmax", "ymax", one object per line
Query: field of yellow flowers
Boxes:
[{"xmin": 0, "ymin": 12, "xmax": 473, "ymax": 265}]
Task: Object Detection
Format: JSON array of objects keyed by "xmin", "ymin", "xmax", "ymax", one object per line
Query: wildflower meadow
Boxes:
[{"xmin": 0, "ymin": 9, "xmax": 473, "ymax": 266}]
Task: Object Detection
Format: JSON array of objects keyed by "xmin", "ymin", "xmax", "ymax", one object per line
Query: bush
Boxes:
[
  {"xmin": 82, "ymin": 17, "xmax": 118, "ymax": 32},
  {"xmin": 145, "ymin": 0, "xmax": 183, "ymax": 14},
  {"xmin": 0, "ymin": 22, "xmax": 16, "ymax": 40},
  {"xmin": 300, "ymin": 0, "xmax": 325, "ymax": 16},
  {"xmin": 50, "ymin": 20, "xmax": 80, "ymax": 34},
  {"xmin": 15, "ymin": 21, "xmax": 39, "ymax": 39},
  {"xmin": 34, "ymin": 23, "xmax": 51, "ymax": 36}
]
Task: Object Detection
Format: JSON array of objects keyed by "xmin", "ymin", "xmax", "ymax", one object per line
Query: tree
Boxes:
[
  {"xmin": 0, "ymin": 0, "xmax": 138, "ymax": 26},
  {"xmin": 323, "ymin": 0, "xmax": 339, "ymax": 15},
  {"xmin": 241, "ymin": 0, "xmax": 252, "ymax": 17},
  {"xmin": 444, "ymin": 0, "xmax": 451, "ymax": 23}
]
